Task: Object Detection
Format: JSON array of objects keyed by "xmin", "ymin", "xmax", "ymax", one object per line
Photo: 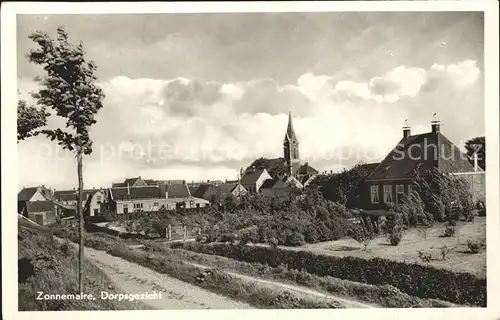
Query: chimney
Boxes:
[
  {"xmin": 431, "ymin": 113, "xmax": 440, "ymax": 133},
  {"xmin": 127, "ymin": 183, "xmax": 130, "ymax": 195},
  {"xmin": 402, "ymin": 119, "xmax": 411, "ymax": 139}
]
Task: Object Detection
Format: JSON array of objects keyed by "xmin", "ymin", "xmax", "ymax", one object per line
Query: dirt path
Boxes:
[
  {"xmin": 63, "ymin": 241, "xmax": 252, "ymax": 310},
  {"xmin": 186, "ymin": 262, "xmax": 376, "ymax": 308}
]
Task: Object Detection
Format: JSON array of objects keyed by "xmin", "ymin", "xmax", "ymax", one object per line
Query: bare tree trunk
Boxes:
[{"xmin": 77, "ymin": 150, "xmax": 84, "ymax": 293}]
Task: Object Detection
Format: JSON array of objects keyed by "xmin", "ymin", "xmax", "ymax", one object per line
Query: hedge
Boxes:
[{"xmin": 180, "ymin": 242, "xmax": 486, "ymax": 306}]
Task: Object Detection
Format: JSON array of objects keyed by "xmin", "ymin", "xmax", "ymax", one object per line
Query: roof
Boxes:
[
  {"xmin": 284, "ymin": 111, "xmax": 297, "ymax": 142},
  {"xmin": 260, "ymin": 179, "xmax": 288, "ymax": 189},
  {"xmin": 367, "ymin": 131, "xmax": 476, "ymax": 181},
  {"xmin": 241, "ymin": 169, "xmax": 267, "ymax": 185},
  {"xmin": 26, "ymin": 200, "xmax": 55, "ymax": 213},
  {"xmin": 112, "ymin": 177, "xmax": 148, "ymax": 187},
  {"xmin": 297, "ymin": 163, "xmax": 318, "ymax": 175},
  {"xmin": 54, "ymin": 189, "xmax": 100, "ymax": 202},
  {"xmin": 188, "ymin": 186, "xmax": 200, "ymax": 196},
  {"xmin": 110, "ymin": 186, "xmax": 162, "ymax": 201},
  {"xmin": 18, "ymin": 186, "xmax": 53, "ymax": 201},
  {"xmin": 219, "ymin": 182, "xmax": 237, "ymax": 195},
  {"xmin": 166, "ymin": 184, "xmax": 191, "ymax": 198},
  {"xmin": 192, "ymin": 184, "xmax": 218, "ymax": 199}
]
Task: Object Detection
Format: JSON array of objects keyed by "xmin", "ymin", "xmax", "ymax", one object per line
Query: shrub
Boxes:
[
  {"xmin": 441, "ymin": 226, "xmax": 456, "ymax": 238},
  {"xmin": 467, "ymin": 239, "xmax": 486, "ymax": 253},
  {"xmin": 417, "ymin": 250, "xmax": 433, "ymax": 263},
  {"xmin": 387, "ymin": 230, "xmax": 403, "ymax": 246},
  {"xmin": 440, "ymin": 245, "xmax": 451, "ymax": 261},
  {"xmin": 181, "ymin": 242, "xmax": 486, "ymax": 306},
  {"xmin": 348, "ymin": 219, "xmax": 376, "ymax": 251}
]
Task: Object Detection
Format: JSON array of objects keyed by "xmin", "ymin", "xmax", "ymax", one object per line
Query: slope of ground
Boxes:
[
  {"xmin": 276, "ymin": 217, "xmax": 486, "ymax": 278},
  {"xmin": 84, "ymin": 246, "xmax": 253, "ymax": 309},
  {"xmin": 18, "ymin": 226, "xmax": 149, "ymax": 311}
]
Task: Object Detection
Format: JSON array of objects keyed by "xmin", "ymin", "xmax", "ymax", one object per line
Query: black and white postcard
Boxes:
[{"xmin": 2, "ymin": 2, "xmax": 499, "ymax": 320}]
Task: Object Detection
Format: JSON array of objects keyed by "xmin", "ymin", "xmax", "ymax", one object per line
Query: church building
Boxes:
[{"xmin": 243, "ymin": 112, "xmax": 318, "ymax": 188}]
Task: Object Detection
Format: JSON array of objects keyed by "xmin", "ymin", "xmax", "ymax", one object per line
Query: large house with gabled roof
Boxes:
[{"xmin": 366, "ymin": 119, "xmax": 482, "ymax": 208}]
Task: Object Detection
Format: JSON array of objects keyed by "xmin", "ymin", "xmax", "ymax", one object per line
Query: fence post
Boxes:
[
  {"xmin": 167, "ymin": 224, "xmax": 172, "ymax": 240},
  {"xmin": 183, "ymin": 225, "xmax": 187, "ymax": 241},
  {"xmin": 198, "ymin": 227, "xmax": 201, "ymax": 236}
]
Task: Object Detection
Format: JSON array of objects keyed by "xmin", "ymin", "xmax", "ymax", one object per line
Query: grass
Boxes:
[
  {"xmin": 18, "ymin": 226, "xmax": 150, "ymax": 311},
  {"xmin": 53, "ymin": 228, "xmax": 343, "ymax": 309},
  {"xmin": 286, "ymin": 217, "xmax": 486, "ymax": 278},
  {"xmin": 146, "ymin": 242, "xmax": 456, "ymax": 308}
]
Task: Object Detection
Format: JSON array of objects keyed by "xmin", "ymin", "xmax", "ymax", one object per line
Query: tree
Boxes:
[
  {"xmin": 27, "ymin": 26, "xmax": 105, "ymax": 293},
  {"xmin": 349, "ymin": 218, "xmax": 376, "ymax": 251},
  {"xmin": 464, "ymin": 136, "xmax": 485, "ymax": 170},
  {"xmin": 17, "ymin": 98, "xmax": 50, "ymax": 142}
]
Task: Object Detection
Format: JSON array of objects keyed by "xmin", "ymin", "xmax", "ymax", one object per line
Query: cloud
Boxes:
[{"xmin": 17, "ymin": 59, "xmax": 483, "ymax": 189}]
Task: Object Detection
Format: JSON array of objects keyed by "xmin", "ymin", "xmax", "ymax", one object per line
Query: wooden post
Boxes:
[
  {"xmin": 183, "ymin": 225, "xmax": 187, "ymax": 241},
  {"xmin": 167, "ymin": 224, "xmax": 172, "ymax": 240}
]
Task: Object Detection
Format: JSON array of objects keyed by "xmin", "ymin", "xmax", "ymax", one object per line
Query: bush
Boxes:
[
  {"xmin": 349, "ymin": 219, "xmax": 376, "ymax": 251},
  {"xmin": 387, "ymin": 230, "xmax": 403, "ymax": 246},
  {"xmin": 180, "ymin": 242, "xmax": 486, "ymax": 306},
  {"xmin": 441, "ymin": 226, "xmax": 456, "ymax": 238},
  {"xmin": 440, "ymin": 245, "xmax": 451, "ymax": 261},
  {"xmin": 467, "ymin": 239, "xmax": 486, "ymax": 253}
]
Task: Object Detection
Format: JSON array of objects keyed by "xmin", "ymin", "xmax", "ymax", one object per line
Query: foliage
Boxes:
[
  {"xmin": 413, "ymin": 168, "xmax": 474, "ymax": 222},
  {"xmin": 17, "ymin": 98, "xmax": 50, "ymax": 142},
  {"xmin": 27, "ymin": 27, "xmax": 105, "ymax": 154},
  {"xmin": 348, "ymin": 218, "xmax": 376, "ymax": 251},
  {"xmin": 394, "ymin": 190, "xmax": 426, "ymax": 228},
  {"xmin": 440, "ymin": 245, "xmax": 451, "ymax": 261},
  {"xmin": 181, "ymin": 242, "xmax": 486, "ymax": 306},
  {"xmin": 309, "ymin": 162, "xmax": 373, "ymax": 208},
  {"xmin": 464, "ymin": 136, "xmax": 486, "ymax": 170},
  {"xmin": 467, "ymin": 239, "xmax": 486, "ymax": 254},
  {"xmin": 417, "ymin": 250, "xmax": 433, "ymax": 263},
  {"xmin": 441, "ymin": 226, "xmax": 456, "ymax": 238}
]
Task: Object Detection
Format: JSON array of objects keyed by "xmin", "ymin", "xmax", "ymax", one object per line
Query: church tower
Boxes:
[{"xmin": 283, "ymin": 111, "xmax": 300, "ymax": 176}]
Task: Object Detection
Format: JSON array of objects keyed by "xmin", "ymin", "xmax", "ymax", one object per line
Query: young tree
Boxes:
[
  {"xmin": 27, "ymin": 27, "xmax": 105, "ymax": 293},
  {"xmin": 349, "ymin": 218, "xmax": 376, "ymax": 251},
  {"xmin": 17, "ymin": 97, "xmax": 50, "ymax": 142}
]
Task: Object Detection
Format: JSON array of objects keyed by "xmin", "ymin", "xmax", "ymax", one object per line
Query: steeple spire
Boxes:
[{"xmin": 285, "ymin": 111, "xmax": 297, "ymax": 141}]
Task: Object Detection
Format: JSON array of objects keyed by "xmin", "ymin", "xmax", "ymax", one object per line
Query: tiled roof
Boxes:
[
  {"xmin": 192, "ymin": 184, "xmax": 217, "ymax": 199},
  {"xmin": 219, "ymin": 182, "xmax": 237, "ymax": 195},
  {"xmin": 188, "ymin": 186, "xmax": 200, "ymax": 196},
  {"xmin": 27, "ymin": 200, "xmax": 55, "ymax": 213},
  {"xmin": 241, "ymin": 169, "xmax": 267, "ymax": 185},
  {"xmin": 166, "ymin": 184, "xmax": 191, "ymax": 198},
  {"xmin": 54, "ymin": 189, "xmax": 99, "ymax": 202},
  {"xmin": 298, "ymin": 163, "xmax": 318, "ymax": 175},
  {"xmin": 18, "ymin": 186, "xmax": 53, "ymax": 201},
  {"xmin": 260, "ymin": 179, "xmax": 288, "ymax": 189},
  {"xmin": 367, "ymin": 131, "xmax": 476, "ymax": 181},
  {"xmin": 110, "ymin": 186, "xmax": 162, "ymax": 201},
  {"xmin": 358, "ymin": 163, "xmax": 380, "ymax": 177}
]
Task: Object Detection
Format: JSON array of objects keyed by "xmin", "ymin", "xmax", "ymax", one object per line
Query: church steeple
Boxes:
[
  {"xmin": 283, "ymin": 111, "xmax": 300, "ymax": 176},
  {"xmin": 285, "ymin": 111, "xmax": 297, "ymax": 141}
]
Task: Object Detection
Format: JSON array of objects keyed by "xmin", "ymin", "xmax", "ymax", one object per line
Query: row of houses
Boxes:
[{"xmin": 17, "ymin": 114, "xmax": 485, "ymax": 225}]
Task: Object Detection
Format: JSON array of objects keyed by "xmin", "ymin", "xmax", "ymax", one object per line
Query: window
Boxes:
[
  {"xmin": 133, "ymin": 203, "xmax": 143, "ymax": 210},
  {"xmin": 370, "ymin": 185, "xmax": 379, "ymax": 204},
  {"xmin": 396, "ymin": 184, "xmax": 404, "ymax": 204},
  {"xmin": 153, "ymin": 202, "xmax": 159, "ymax": 207},
  {"xmin": 123, "ymin": 204, "xmax": 128, "ymax": 214},
  {"xmin": 383, "ymin": 185, "xmax": 393, "ymax": 203},
  {"xmin": 96, "ymin": 195, "xmax": 102, "ymax": 203}
]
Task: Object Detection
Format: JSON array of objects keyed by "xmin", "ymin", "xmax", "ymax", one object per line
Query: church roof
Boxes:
[{"xmin": 284, "ymin": 111, "xmax": 297, "ymax": 142}]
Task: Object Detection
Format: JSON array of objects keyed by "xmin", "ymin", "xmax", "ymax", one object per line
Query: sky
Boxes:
[{"xmin": 16, "ymin": 12, "xmax": 485, "ymax": 190}]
